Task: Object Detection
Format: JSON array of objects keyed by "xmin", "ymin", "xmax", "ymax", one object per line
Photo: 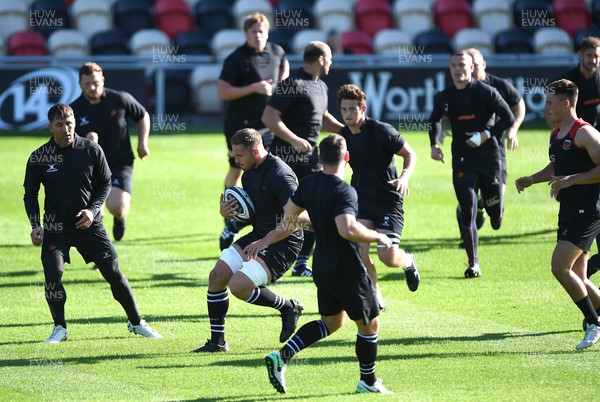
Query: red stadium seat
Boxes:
[
  {"xmin": 340, "ymin": 30, "xmax": 373, "ymax": 54},
  {"xmin": 552, "ymin": 0, "xmax": 591, "ymax": 37},
  {"xmin": 7, "ymin": 30, "xmax": 47, "ymax": 55},
  {"xmin": 354, "ymin": 0, "xmax": 393, "ymax": 38},
  {"xmin": 154, "ymin": 0, "xmax": 194, "ymax": 40},
  {"xmin": 434, "ymin": 0, "xmax": 473, "ymax": 38}
]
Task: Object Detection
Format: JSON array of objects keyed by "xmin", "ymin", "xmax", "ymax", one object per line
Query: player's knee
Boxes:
[
  {"xmin": 229, "ymin": 272, "xmax": 254, "ymax": 300},
  {"xmin": 44, "ymin": 281, "xmax": 65, "ymax": 302},
  {"xmin": 97, "ymin": 259, "xmax": 124, "ymax": 283},
  {"xmin": 322, "ymin": 315, "xmax": 344, "ymax": 334},
  {"xmin": 363, "ymin": 316, "xmax": 380, "ymax": 334}
]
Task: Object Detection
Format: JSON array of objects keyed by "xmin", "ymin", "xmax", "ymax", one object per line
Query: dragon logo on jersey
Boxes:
[{"xmin": 563, "ymin": 139, "xmax": 571, "ymax": 150}]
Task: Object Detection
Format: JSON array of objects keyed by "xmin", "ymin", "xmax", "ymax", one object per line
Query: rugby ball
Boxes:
[{"xmin": 224, "ymin": 186, "xmax": 256, "ymax": 223}]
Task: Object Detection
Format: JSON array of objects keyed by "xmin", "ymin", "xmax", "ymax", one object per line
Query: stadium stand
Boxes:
[
  {"xmin": 90, "ymin": 29, "xmax": 130, "ymax": 55},
  {"xmin": 211, "ymin": 28, "xmax": 245, "ymax": 59},
  {"xmin": 194, "ymin": 1, "xmax": 235, "ymax": 38},
  {"xmin": 292, "ymin": 29, "xmax": 327, "ymax": 54},
  {"xmin": 29, "ymin": 0, "xmax": 71, "ymax": 38},
  {"xmin": 494, "ymin": 28, "xmax": 534, "ymax": 54},
  {"xmin": 113, "ymin": 0, "xmax": 154, "ymax": 37},
  {"xmin": 191, "ymin": 64, "xmax": 222, "ymax": 113},
  {"xmin": 47, "ymin": 28, "xmax": 88, "ymax": 55},
  {"xmin": 276, "ymin": 0, "xmax": 315, "ymax": 34},
  {"xmin": 154, "ymin": 0, "xmax": 194, "ymax": 40},
  {"xmin": 512, "ymin": 0, "xmax": 553, "ymax": 33},
  {"xmin": 173, "ymin": 29, "xmax": 212, "ymax": 55},
  {"xmin": 267, "ymin": 29, "xmax": 293, "ymax": 53},
  {"xmin": 354, "ymin": 0, "xmax": 393, "ymax": 39},
  {"xmin": 314, "ymin": 0, "xmax": 354, "ymax": 34},
  {"xmin": 453, "ymin": 28, "xmax": 493, "ymax": 54},
  {"xmin": 414, "ymin": 29, "xmax": 453, "ymax": 54},
  {"xmin": 0, "ymin": 0, "xmax": 29, "ymax": 40},
  {"xmin": 574, "ymin": 27, "xmax": 600, "ymax": 51},
  {"xmin": 340, "ymin": 30, "xmax": 373, "ymax": 54},
  {"xmin": 130, "ymin": 29, "xmax": 170, "ymax": 55},
  {"xmin": 552, "ymin": 0, "xmax": 591, "ymax": 37},
  {"xmin": 373, "ymin": 28, "xmax": 412, "ymax": 55},
  {"xmin": 233, "ymin": 0, "xmax": 273, "ymax": 29},
  {"xmin": 434, "ymin": 0, "xmax": 473, "ymax": 38},
  {"xmin": 150, "ymin": 69, "xmax": 194, "ymax": 113},
  {"xmin": 393, "ymin": 0, "xmax": 434, "ymax": 40},
  {"xmin": 71, "ymin": 0, "xmax": 113, "ymax": 39},
  {"xmin": 533, "ymin": 27, "xmax": 573, "ymax": 54},
  {"xmin": 471, "ymin": 0, "xmax": 513, "ymax": 38},
  {"xmin": 7, "ymin": 30, "xmax": 47, "ymax": 55}
]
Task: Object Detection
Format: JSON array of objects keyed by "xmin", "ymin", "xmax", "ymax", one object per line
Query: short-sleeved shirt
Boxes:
[
  {"xmin": 268, "ymin": 68, "xmax": 329, "ymax": 172},
  {"xmin": 291, "ymin": 171, "xmax": 366, "ymax": 280},
  {"xmin": 484, "ymin": 73, "xmax": 522, "ymax": 109},
  {"xmin": 70, "ymin": 87, "xmax": 147, "ymax": 167},
  {"xmin": 339, "ymin": 116, "xmax": 405, "ymax": 199},
  {"xmin": 220, "ymin": 42, "xmax": 287, "ymax": 136},
  {"xmin": 558, "ymin": 66, "xmax": 600, "ymax": 128},
  {"xmin": 549, "ymin": 118, "xmax": 600, "ymax": 222},
  {"xmin": 241, "ymin": 153, "xmax": 302, "ymax": 243}
]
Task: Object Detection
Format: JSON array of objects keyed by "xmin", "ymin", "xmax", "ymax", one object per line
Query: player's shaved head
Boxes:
[
  {"xmin": 319, "ymin": 134, "xmax": 346, "ymax": 166},
  {"xmin": 232, "ymin": 128, "xmax": 263, "ymax": 150},
  {"xmin": 304, "ymin": 41, "xmax": 331, "ymax": 63}
]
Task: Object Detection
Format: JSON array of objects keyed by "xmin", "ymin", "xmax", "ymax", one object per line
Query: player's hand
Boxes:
[
  {"xmin": 377, "ymin": 233, "xmax": 392, "ymax": 250},
  {"xmin": 30, "ymin": 227, "xmax": 43, "ymax": 246},
  {"xmin": 86, "ymin": 131, "xmax": 99, "ymax": 143},
  {"xmin": 244, "ymin": 240, "xmax": 267, "ymax": 261},
  {"xmin": 219, "ymin": 193, "xmax": 239, "ymax": 219},
  {"xmin": 389, "ymin": 177, "xmax": 409, "ymax": 196},
  {"xmin": 549, "ymin": 175, "xmax": 573, "ymax": 198},
  {"xmin": 75, "ymin": 209, "xmax": 93, "ymax": 230},
  {"xmin": 253, "ymin": 79, "xmax": 273, "ymax": 96},
  {"xmin": 291, "ymin": 137, "xmax": 312, "ymax": 153},
  {"xmin": 505, "ymin": 130, "xmax": 519, "ymax": 151},
  {"xmin": 138, "ymin": 143, "xmax": 150, "ymax": 160},
  {"xmin": 466, "ymin": 130, "xmax": 489, "ymax": 148},
  {"xmin": 431, "ymin": 145, "xmax": 444, "ymax": 163},
  {"xmin": 515, "ymin": 176, "xmax": 533, "ymax": 193}
]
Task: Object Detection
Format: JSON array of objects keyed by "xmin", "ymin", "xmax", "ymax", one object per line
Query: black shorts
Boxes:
[
  {"xmin": 234, "ymin": 230, "xmax": 302, "ymax": 281},
  {"xmin": 314, "ymin": 271, "xmax": 379, "ymax": 325},
  {"xmin": 41, "ymin": 223, "xmax": 117, "ymax": 274},
  {"xmin": 110, "ymin": 164, "xmax": 133, "ymax": 194},
  {"xmin": 226, "ymin": 128, "xmax": 274, "ymax": 168},
  {"xmin": 557, "ymin": 215, "xmax": 600, "ymax": 252},
  {"xmin": 358, "ymin": 195, "xmax": 404, "ymax": 235}
]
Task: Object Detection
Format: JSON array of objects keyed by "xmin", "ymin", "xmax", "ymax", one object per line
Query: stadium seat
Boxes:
[
  {"xmin": 0, "ymin": 35, "xmax": 4, "ymax": 55},
  {"xmin": 191, "ymin": 64, "xmax": 222, "ymax": 113},
  {"xmin": 7, "ymin": 30, "xmax": 47, "ymax": 55},
  {"xmin": 113, "ymin": 0, "xmax": 154, "ymax": 37},
  {"xmin": 195, "ymin": 1, "xmax": 235, "ymax": 38},
  {"xmin": 275, "ymin": 0, "xmax": 315, "ymax": 34},
  {"xmin": 29, "ymin": 0, "xmax": 71, "ymax": 38},
  {"xmin": 314, "ymin": 0, "xmax": 354, "ymax": 34},
  {"xmin": 392, "ymin": 0, "xmax": 433, "ymax": 40},
  {"xmin": 512, "ymin": 0, "xmax": 552, "ymax": 33},
  {"xmin": 494, "ymin": 28, "xmax": 534, "ymax": 54},
  {"xmin": 0, "ymin": 0, "xmax": 29, "ymax": 39},
  {"xmin": 268, "ymin": 29, "xmax": 293, "ymax": 54},
  {"xmin": 47, "ymin": 29, "xmax": 88, "ymax": 55},
  {"xmin": 151, "ymin": 69, "xmax": 194, "ymax": 113},
  {"xmin": 373, "ymin": 29, "xmax": 412, "ymax": 55},
  {"xmin": 552, "ymin": 0, "xmax": 591, "ymax": 37},
  {"xmin": 453, "ymin": 28, "xmax": 493, "ymax": 54},
  {"xmin": 71, "ymin": 0, "xmax": 113, "ymax": 39},
  {"xmin": 413, "ymin": 29, "xmax": 453, "ymax": 54},
  {"xmin": 434, "ymin": 0, "xmax": 473, "ymax": 38},
  {"xmin": 533, "ymin": 27, "xmax": 573, "ymax": 54},
  {"xmin": 593, "ymin": 0, "xmax": 600, "ymax": 28},
  {"xmin": 471, "ymin": 0, "xmax": 512, "ymax": 37},
  {"xmin": 173, "ymin": 29, "xmax": 212, "ymax": 55},
  {"xmin": 155, "ymin": 0, "xmax": 194, "ymax": 40},
  {"xmin": 233, "ymin": 0, "xmax": 273, "ymax": 29},
  {"xmin": 211, "ymin": 28, "xmax": 245, "ymax": 59},
  {"xmin": 340, "ymin": 30, "xmax": 373, "ymax": 54},
  {"xmin": 130, "ymin": 29, "xmax": 170, "ymax": 55},
  {"xmin": 354, "ymin": 0, "xmax": 393, "ymax": 39},
  {"xmin": 292, "ymin": 29, "xmax": 327, "ymax": 54},
  {"xmin": 91, "ymin": 29, "xmax": 130, "ymax": 54},
  {"xmin": 574, "ymin": 27, "xmax": 600, "ymax": 51}
]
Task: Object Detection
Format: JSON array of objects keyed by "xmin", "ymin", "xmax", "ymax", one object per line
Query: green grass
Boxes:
[{"xmin": 1, "ymin": 130, "xmax": 599, "ymax": 401}]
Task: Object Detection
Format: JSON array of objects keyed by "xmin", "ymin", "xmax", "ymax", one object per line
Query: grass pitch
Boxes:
[{"xmin": 1, "ymin": 129, "xmax": 599, "ymax": 401}]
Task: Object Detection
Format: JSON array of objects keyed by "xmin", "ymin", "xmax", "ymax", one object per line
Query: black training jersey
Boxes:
[
  {"xmin": 70, "ymin": 87, "xmax": 147, "ymax": 167},
  {"xmin": 23, "ymin": 135, "xmax": 111, "ymax": 229},
  {"xmin": 484, "ymin": 73, "xmax": 522, "ymax": 109},
  {"xmin": 291, "ymin": 172, "xmax": 365, "ymax": 279},
  {"xmin": 242, "ymin": 153, "xmax": 302, "ymax": 242},
  {"xmin": 269, "ymin": 68, "xmax": 329, "ymax": 169},
  {"xmin": 220, "ymin": 42, "xmax": 287, "ymax": 136},
  {"xmin": 549, "ymin": 118, "xmax": 600, "ymax": 221},
  {"xmin": 428, "ymin": 79, "xmax": 515, "ymax": 159},
  {"xmin": 339, "ymin": 116, "xmax": 405, "ymax": 199},
  {"xmin": 558, "ymin": 66, "xmax": 600, "ymax": 128}
]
